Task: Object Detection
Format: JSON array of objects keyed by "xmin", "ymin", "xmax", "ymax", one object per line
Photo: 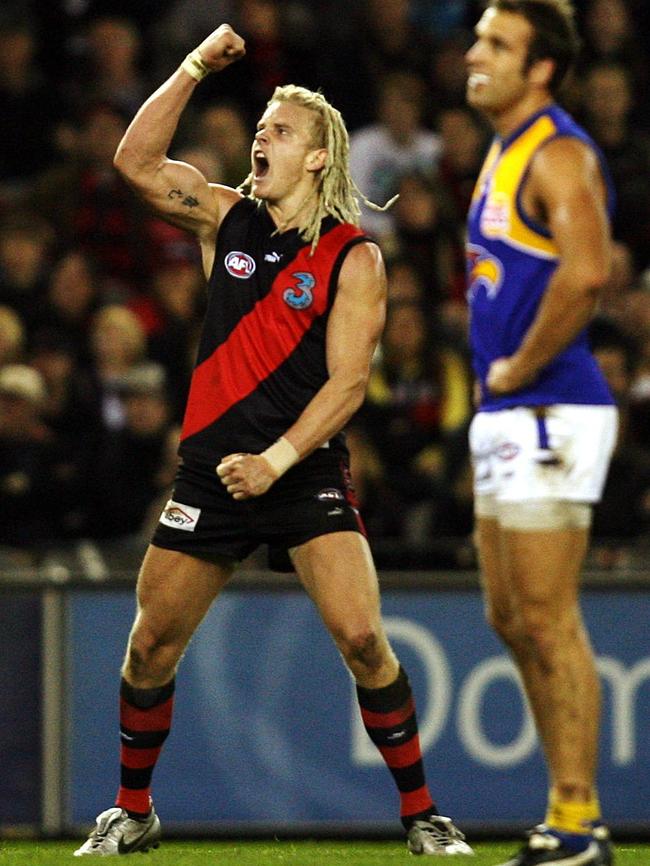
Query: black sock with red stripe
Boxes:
[
  {"xmin": 116, "ymin": 677, "xmax": 175, "ymax": 819},
  {"xmin": 356, "ymin": 666, "xmax": 437, "ymax": 829}
]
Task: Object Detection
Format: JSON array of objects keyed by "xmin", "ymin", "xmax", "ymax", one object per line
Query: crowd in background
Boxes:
[{"xmin": 2, "ymin": 0, "xmax": 650, "ymax": 574}]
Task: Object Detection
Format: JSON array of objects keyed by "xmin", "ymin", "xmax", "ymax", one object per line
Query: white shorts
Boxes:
[{"xmin": 469, "ymin": 405, "xmax": 618, "ymax": 512}]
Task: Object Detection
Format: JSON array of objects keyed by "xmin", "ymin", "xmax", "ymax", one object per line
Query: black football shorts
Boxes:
[{"xmin": 151, "ymin": 448, "xmax": 366, "ymax": 571}]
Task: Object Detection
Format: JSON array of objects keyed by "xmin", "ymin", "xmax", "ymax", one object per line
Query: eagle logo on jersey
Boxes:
[
  {"xmin": 283, "ymin": 271, "xmax": 315, "ymax": 310},
  {"xmin": 466, "ymin": 244, "xmax": 504, "ymax": 301},
  {"xmin": 225, "ymin": 251, "xmax": 256, "ymax": 279}
]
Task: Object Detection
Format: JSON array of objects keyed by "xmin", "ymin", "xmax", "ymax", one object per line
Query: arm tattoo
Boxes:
[{"xmin": 167, "ymin": 189, "xmax": 199, "ymax": 208}]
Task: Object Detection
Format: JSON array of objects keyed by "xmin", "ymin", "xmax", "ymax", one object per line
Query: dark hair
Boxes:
[{"xmin": 487, "ymin": 0, "xmax": 581, "ymax": 94}]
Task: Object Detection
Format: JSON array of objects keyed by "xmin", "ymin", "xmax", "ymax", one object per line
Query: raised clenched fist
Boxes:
[{"xmin": 195, "ymin": 24, "xmax": 245, "ymax": 72}]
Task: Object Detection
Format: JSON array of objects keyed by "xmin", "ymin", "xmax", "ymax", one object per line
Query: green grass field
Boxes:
[{"xmin": 1, "ymin": 839, "xmax": 650, "ymax": 865}]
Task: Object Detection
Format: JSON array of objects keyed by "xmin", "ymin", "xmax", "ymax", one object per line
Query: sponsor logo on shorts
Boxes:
[
  {"xmin": 159, "ymin": 499, "xmax": 201, "ymax": 531},
  {"xmin": 225, "ymin": 251, "xmax": 256, "ymax": 279},
  {"xmin": 496, "ymin": 442, "xmax": 520, "ymax": 461},
  {"xmin": 317, "ymin": 488, "xmax": 345, "ymax": 502}
]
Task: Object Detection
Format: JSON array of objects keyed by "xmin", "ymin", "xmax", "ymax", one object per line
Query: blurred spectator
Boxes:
[
  {"xmin": 616, "ymin": 287, "xmax": 650, "ymax": 452},
  {"xmin": 192, "ymin": 101, "xmax": 252, "ymax": 187},
  {"xmin": 146, "ymin": 422, "xmax": 182, "ymax": 527},
  {"xmin": 31, "ymin": 0, "xmax": 176, "ymax": 87},
  {"xmin": 0, "ymin": 363, "xmax": 57, "ymax": 548},
  {"xmin": 358, "ymin": 300, "xmax": 472, "ymax": 541},
  {"xmin": 428, "ymin": 30, "xmax": 475, "ymax": 112},
  {"xmin": 291, "ymin": 1, "xmax": 373, "ymax": 130},
  {"xmin": 385, "ymin": 258, "xmax": 426, "ymax": 304},
  {"xmin": 28, "ymin": 331, "xmax": 101, "ymax": 538},
  {"xmin": 411, "ymin": 0, "xmax": 472, "ymax": 41},
  {"xmin": 0, "ymin": 215, "xmax": 52, "ymax": 332},
  {"xmin": 345, "ymin": 422, "xmax": 409, "ymax": 544},
  {"xmin": 174, "ymin": 143, "xmax": 225, "ymax": 185},
  {"xmin": 359, "ymin": 0, "xmax": 435, "ymax": 88},
  {"xmin": 87, "ymin": 362, "xmax": 176, "ymax": 540},
  {"xmin": 29, "ymin": 248, "xmax": 102, "ymax": 363},
  {"xmin": 590, "ymin": 317, "xmax": 650, "ymax": 566},
  {"xmin": 0, "ymin": 15, "xmax": 64, "ymax": 198},
  {"xmin": 0, "ymin": 0, "xmax": 644, "ymax": 566},
  {"xmin": 436, "ymin": 106, "xmax": 490, "ymax": 224},
  {"xmin": 29, "ymin": 101, "xmax": 154, "ymax": 296},
  {"xmin": 391, "ymin": 172, "xmax": 465, "ymax": 310},
  {"xmin": 152, "ymin": 0, "xmax": 236, "ymax": 80},
  {"xmin": 194, "ymin": 0, "xmax": 315, "ymax": 125},
  {"xmin": 63, "ymin": 16, "xmax": 149, "ymax": 119},
  {"xmin": 579, "ymin": 0, "xmax": 649, "ymax": 119},
  {"xmin": 0, "ymin": 305, "xmax": 25, "ymax": 366},
  {"xmin": 350, "ymin": 71, "xmax": 442, "ymax": 246},
  {"xmin": 128, "ymin": 222, "xmax": 204, "ymax": 421},
  {"xmin": 87, "ymin": 304, "xmax": 148, "ymax": 431},
  {"xmin": 598, "ymin": 240, "xmax": 637, "ymax": 325},
  {"xmin": 579, "ymin": 59, "xmax": 650, "ymax": 270}
]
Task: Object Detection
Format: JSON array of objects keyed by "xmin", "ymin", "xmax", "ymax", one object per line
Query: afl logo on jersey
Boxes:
[
  {"xmin": 225, "ymin": 251, "xmax": 256, "ymax": 279},
  {"xmin": 283, "ymin": 271, "xmax": 315, "ymax": 310}
]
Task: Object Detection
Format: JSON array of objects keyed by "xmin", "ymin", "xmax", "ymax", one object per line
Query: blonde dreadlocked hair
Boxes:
[{"xmin": 237, "ymin": 84, "xmax": 396, "ymax": 253}]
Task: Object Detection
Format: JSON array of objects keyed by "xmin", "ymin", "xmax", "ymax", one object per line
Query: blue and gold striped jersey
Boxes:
[{"xmin": 466, "ymin": 103, "xmax": 615, "ymax": 411}]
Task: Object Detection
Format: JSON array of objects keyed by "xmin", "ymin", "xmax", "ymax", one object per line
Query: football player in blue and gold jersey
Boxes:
[{"xmin": 465, "ymin": 2, "xmax": 616, "ymax": 864}]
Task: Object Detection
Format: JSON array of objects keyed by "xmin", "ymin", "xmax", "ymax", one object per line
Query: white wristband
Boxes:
[
  {"xmin": 261, "ymin": 437, "xmax": 299, "ymax": 478},
  {"xmin": 181, "ymin": 48, "xmax": 211, "ymax": 82}
]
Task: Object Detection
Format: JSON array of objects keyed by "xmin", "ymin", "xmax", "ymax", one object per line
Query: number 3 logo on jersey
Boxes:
[
  {"xmin": 225, "ymin": 251, "xmax": 256, "ymax": 279},
  {"xmin": 283, "ymin": 271, "xmax": 315, "ymax": 310}
]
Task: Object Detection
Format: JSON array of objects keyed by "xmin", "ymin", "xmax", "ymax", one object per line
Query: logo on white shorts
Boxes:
[
  {"xmin": 159, "ymin": 499, "xmax": 201, "ymax": 531},
  {"xmin": 496, "ymin": 442, "xmax": 520, "ymax": 461},
  {"xmin": 317, "ymin": 488, "xmax": 344, "ymax": 502}
]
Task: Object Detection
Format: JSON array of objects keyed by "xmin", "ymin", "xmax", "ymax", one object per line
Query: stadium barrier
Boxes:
[{"xmin": 1, "ymin": 566, "xmax": 649, "ymax": 837}]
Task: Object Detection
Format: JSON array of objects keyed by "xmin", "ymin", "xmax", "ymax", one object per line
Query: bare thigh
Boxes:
[
  {"xmin": 291, "ymin": 531, "xmax": 398, "ymax": 688},
  {"xmin": 124, "ymin": 544, "xmax": 234, "ymax": 687},
  {"xmin": 476, "ymin": 517, "xmax": 587, "ymax": 626}
]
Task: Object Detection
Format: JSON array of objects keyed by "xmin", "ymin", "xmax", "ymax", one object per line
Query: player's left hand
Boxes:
[
  {"xmin": 486, "ymin": 356, "xmax": 535, "ymax": 394},
  {"xmin": 216, "ymin": 452, "xmax": 277, "ymax": 499}
]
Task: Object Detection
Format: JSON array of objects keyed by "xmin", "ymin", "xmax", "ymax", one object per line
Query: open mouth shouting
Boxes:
[{"xmin": 253, "ymin": 148, "xmax": 270, "ymax": 180}]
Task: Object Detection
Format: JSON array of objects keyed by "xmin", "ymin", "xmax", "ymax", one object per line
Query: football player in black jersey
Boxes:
[{"xmin": 74, "ymin": 24, "xmax": 471, "ymax": 858}]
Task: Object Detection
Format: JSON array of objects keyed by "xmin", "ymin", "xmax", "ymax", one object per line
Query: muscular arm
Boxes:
[
  {"xmin": 487, "ymin": 137, "xmax": 611, "ymax": 395},
  {"xmin": 113, "ymin": 25, "xmax": 245, "ymax": 272},
  {"xmin": 218, "ymin": 242, "xmax": 387, "ymax": 498},
  {"xmin": 284, "ymin": 242, "xmax": 387, "ymax": 454}
]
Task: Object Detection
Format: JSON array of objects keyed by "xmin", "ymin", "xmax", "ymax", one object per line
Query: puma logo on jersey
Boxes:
[
  {"xmin": 225, "ymin": 251, "xmax": 256, "ymax": 279},
  {"xmin": 264, "ymin": 251, "xmax": 282, "ymax": 262}
]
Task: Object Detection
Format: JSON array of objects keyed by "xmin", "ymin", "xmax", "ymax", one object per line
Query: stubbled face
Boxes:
[
  {"xmin": 465, "ymin": 8, "xmax": 534, "ymax": 119},
  {"xmin": 250, "ymin": 100, "xmax": 323, "ymax": 203}
]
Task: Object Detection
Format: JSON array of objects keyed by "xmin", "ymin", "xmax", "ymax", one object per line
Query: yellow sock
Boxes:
[{"xmin": 545, "ymin": 788, "xmax": 601, "ymax": 835}]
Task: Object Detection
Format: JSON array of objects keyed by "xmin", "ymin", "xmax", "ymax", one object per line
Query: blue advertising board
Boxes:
[{"xmin": 67, "ymin": 587, "xmax": 650, "ymax": 831}]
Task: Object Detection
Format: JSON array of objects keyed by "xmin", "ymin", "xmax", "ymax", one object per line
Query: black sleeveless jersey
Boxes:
[{"xmin": 179, "ymin": 197, "xmax": 372, "ymax": 465}]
